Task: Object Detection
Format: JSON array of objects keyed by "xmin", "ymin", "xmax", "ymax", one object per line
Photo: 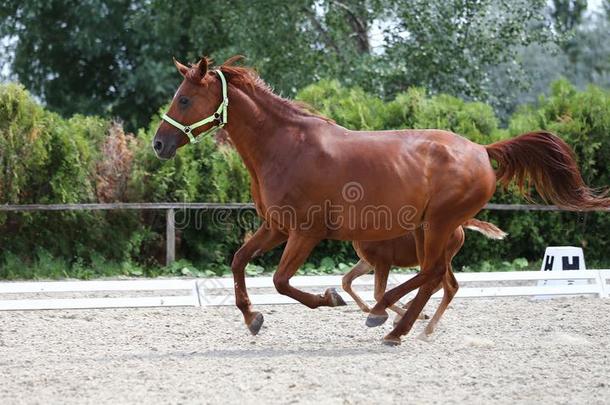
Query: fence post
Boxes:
[{"xmin": 166, "ymin": 208, "xmax": 175, "ymax": 266}]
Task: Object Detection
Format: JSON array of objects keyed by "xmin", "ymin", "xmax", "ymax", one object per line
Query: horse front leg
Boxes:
[
  {"xmin": 231, "ymin": 224, "xmax": 287, "ymax": 335},
  {"xmin": 273, "ymin": 233, "xmax": 346, "ymax": 308}
]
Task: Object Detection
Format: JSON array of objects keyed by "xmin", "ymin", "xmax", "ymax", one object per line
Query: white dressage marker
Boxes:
[{"xmin": 537, "ymin": 246, "xmax": 587, "ymax": 298}]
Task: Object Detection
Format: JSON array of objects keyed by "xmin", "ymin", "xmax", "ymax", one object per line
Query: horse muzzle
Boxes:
[{"xmin": 152, "ymin": 132, "xmax": 178, "ymax": 160}]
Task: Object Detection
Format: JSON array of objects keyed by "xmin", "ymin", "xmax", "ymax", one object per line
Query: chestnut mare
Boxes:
[
  {"xmin": 345, "ymin": 218, "xmax": 506, "ymax": 338},
  {"xmin": 153, "ymin": 57, "xmax": 610, "ymax": 345}
]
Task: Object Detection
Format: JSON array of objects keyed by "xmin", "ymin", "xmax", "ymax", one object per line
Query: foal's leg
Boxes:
[
  {"xmin": 373, "ymin": 263, "xmax": 406, "ymax": 317},
  {"xmin": 273, "ymin": 234, "xmax": 346, "ymax": 308},
  {"xmin": 231, "ymin": 225, "xmax": 287, "ymax": 335},
  {"xmin": 342, "ymin": 259, "xmax": 373, "ymax": 312},
  {"xmin": 420, "ymin": 270, "xmax": 459, "ymax": 338}
]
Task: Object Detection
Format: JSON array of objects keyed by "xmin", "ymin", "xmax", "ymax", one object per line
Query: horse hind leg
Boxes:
[
  {"xmin": 393, "ymin": 285, "xmax": 439, "ymax": 326},
  {"xmin": 419, "ymin": 226, "xmax": 464, "ymax": 338},
  {"xmin": 394, "ymin": 225, "xmax": 464, "ymax": 326},
  {"xmin": 366, "ymin": 226, "xmax": 447, "ymax": 329},
  {"xmin": 419, "ymin": 270, "xmax": 459, "ymax": 339},
  {"xmin": 381, "ymin": 222, "xmax": 457, "ymax": 345}
]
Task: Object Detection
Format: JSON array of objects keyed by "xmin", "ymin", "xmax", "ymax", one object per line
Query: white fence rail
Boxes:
[
  {"xmin": 599, "ymin": 269, "xmax": 610, "ymax": 298},
  {"xmin": 0, "ymin": 270, "xmax": 608, "ymax": 311}
]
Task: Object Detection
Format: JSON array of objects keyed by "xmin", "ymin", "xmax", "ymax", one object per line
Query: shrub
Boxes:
[{"xmin": 0, "ymin": 84, "xmax": 132, "ymax": 265}]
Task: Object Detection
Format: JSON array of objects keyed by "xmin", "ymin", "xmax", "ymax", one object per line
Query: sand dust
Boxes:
[{"xmin": 1, "ymin": 296, "xmax": 609, "ymax": 404}]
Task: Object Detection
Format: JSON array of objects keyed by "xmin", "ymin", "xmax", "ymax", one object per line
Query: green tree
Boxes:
[
  {"xmin": 551, "ymin": 0, "xmax": 588, "ymax": 33},
  {"xmin": 0, "ymin": 0, "xmax": 233, "ymax": 130},
  {"xmin": 2, "ymin": 0, "xmax": 558, "ymax": 129},
  {"xmin": 0, "ymin": 1, "xmax": 137, "ymax": 123},
  {"xmin": 382, "ymin": 0, "xmax": 556, "ymax": 103}
]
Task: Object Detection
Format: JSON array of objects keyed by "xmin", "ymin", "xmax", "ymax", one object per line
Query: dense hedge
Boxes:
[
  {"xmin": 0, "ymin": 84, "xmax": 255, "ymax": 277},
  {"xmin": 0, "ymin": 79, "xmax": 608, "ymax": 278}
]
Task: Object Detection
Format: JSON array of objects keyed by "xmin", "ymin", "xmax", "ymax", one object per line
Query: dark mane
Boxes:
[{"xmin": 186, "ymin": 56, "xmax": 334, "ymax": 124}]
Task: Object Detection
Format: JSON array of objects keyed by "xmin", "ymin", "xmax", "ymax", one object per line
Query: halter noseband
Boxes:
[{"xmin": 161, "ymin": 69, "xmax": 229, "ymax": 144}]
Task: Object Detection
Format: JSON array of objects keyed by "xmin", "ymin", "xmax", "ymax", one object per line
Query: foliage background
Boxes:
[
  {"xmin": 4, "ymin": 0, "xmax": 608, "ymax": 129},
  {"xmin": 0, "ymin": 0, "xmax": 609, "ymax": 278},
  {"xmin": 1, "ymin": 78, "xmax": 608, "ymax": 278}
]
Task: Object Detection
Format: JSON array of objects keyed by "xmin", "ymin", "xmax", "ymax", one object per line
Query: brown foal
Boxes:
[
  {"xmin": 344, "ymin": 219, "xmax": 506, "ymax": 338},
  {"xmin": 153, "ymin": 56, "xmax": 610, "ymax": 345}
]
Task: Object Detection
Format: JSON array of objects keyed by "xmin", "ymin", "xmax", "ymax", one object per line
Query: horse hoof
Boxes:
[
  {"xmin": 417, "ymin": 331, "xmax": 432, "ymax": 342},
  {"xmin": 421, "ymin": 313, "xmax": 430, "ymax": 320},
  {"xmin": 247, "ymin": 312, "xmax": 264, "ymax": 335},
  {"xmin": 382, "ymin": 334, "xmax": 401, "ymax": 346},
  {"xmin": 326, "ymin": 288, "xmax": 347, "ymax": 307},
  {"xmin": 366, "ymin": 312, "xmax": 389, "ymax": 327}
]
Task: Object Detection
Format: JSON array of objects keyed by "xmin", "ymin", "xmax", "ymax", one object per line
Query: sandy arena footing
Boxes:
[{"xmin": 1, "ymin": 296, "xmax": 609, "ymax": 404}]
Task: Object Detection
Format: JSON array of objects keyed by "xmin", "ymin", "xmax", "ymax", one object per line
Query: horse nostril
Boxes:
[{"xmin": 154, "ymin": 140, "xmax": 163, "ymax": 152}]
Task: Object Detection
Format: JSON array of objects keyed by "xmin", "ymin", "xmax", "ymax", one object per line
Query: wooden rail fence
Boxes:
[{"xmin": 1, "ymin": 202, "xmax": 608, "ymax": 265}]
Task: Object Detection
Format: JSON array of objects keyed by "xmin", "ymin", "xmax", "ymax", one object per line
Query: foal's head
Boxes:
[{"xmin": 153, "ymin": 57, "xmax": 225, "ymax": 159}]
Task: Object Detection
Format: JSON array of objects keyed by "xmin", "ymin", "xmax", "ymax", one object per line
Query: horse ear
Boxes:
[
  {"xmin": 173, "ymin": 57, "xmax": 189, "ymax": 77},
  {"xmin": 197, "ymin": 57, "xmax": 208, "ymax": 79}
]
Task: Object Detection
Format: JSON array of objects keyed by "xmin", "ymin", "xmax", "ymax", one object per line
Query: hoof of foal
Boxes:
[
  {"xmin": 325, "ymin": 288, "xmax": 347, "ymax": 307},
  {"xmin": 247, "ymin": 312, "xmax": 264, "ymax": 336},
  {"xmin": 365, "ymin": 312, "xmax": 389, "ymax": 328},
  {"xmin": 382, "ymin": 334, "xmax": 401, "ymax": 346}
]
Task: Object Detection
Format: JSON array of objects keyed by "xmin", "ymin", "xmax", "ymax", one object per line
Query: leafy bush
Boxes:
[
  {"xmin": 0, "ymin": 83, "xmax": 139, "ymax": 264},
  {"xmin": 296, "ymin": 80, "xmax": 387, "ymax": 130}
]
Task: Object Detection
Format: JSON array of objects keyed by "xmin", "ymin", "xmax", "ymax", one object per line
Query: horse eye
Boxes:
[{"xmin": 179, "ymin": 97, "xmax": 189, "ymax": 105}]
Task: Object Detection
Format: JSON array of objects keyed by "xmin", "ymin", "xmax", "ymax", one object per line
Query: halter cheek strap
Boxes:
[{"xmin": 161, "ymin": 69, "xmax": 229, "ymax": 144}]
